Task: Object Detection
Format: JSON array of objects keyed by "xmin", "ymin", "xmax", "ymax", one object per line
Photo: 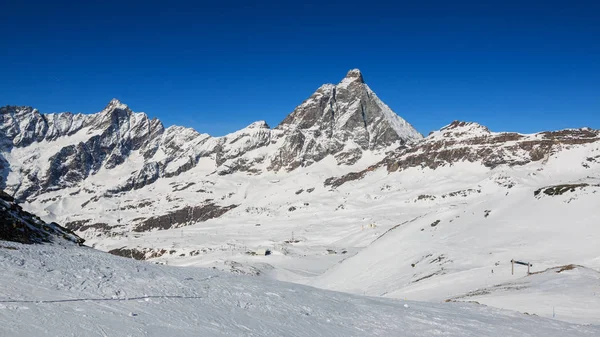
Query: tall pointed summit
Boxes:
[
  {"xmin": 272, "ymin": 69, "xmax": 423, "ymax": 169},
  {"xmin": 343, "ymin": 69, "xmax": 365, "ymax": 83}
]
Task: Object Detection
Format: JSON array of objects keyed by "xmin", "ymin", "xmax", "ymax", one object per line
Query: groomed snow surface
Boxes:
[{"xmin": 1, "ymin": 242, "xmax": 598, "ymax": 337}]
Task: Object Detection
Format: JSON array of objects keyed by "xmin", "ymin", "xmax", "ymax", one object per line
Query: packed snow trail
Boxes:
[{"xmin": 0, "ymin": 242, "xmax": 598, "ymax": 337}]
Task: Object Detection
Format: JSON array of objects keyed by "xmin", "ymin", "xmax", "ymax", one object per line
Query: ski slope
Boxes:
[{"xmin": 0, "ymin": 242, "xmax": 598, "ymax": 337}]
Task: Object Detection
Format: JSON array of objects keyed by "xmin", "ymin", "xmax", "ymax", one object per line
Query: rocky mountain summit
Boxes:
[
  {"xmin": 0, "ymin": 69, "xmax": 421, "ymax": 201},
  {"xmin": 273, "ymin": 69, "xmax": 422, "ymax": 169}
]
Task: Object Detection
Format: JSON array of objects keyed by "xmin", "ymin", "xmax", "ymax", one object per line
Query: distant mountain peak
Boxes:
[
  {"xmin": 278, "ymin": 69, "xmax": 422, "ymax": 146},
  {"xmin": 343, "ymin": 68, "xmax": 364, "ymax": 83},
  {"xmin": 103, "ymin": 98, "xmax": 130, "ymax": 112},
  {"xmin": 425, "ymin": 121, "xmax": 492, "ymax": 140},
  {"xmin": 441, "ymin": 121, "xmax": 490, "ymax": 132},
  {"xmin": 246, "ymin": 121, "xmax": 270, "ymax": 129}
]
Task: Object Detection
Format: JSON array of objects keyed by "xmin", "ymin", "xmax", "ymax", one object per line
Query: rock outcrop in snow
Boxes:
[{"xmin": 0, "ymin": 189, "xmax": 83, "ymax": 245}]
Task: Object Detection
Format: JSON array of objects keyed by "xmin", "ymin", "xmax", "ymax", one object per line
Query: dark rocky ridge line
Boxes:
[
  {"xmin": 534, "ymin": 184, "xmax": 599, "ymax": 197},
  {"xmin": 63, "ymin": 202, "xmax": 239, "ymax": 235},
  {"xmin": 0, "ymin": 190, "xmax": 84, "ymax": 245},
  {"xmin": 132, "ymin": 202, "xmax": 239, "ymax": 232},
  {"xmin": 324, "ymin": 121, "xmax": 600, "ymax": 188}
]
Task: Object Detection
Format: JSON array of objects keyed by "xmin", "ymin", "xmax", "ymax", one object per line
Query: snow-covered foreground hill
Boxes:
[{"xmin": 1, "ymin": 242, "xmax": 598, "ymax": 337}]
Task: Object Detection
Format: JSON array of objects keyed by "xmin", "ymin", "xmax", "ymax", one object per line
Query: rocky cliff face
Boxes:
[
  {"xmin": 0, "ymin": 100, "xmax": 166, "ymax": 200},
  {"xmin": 0, "ymin": 69, "xmax": 421, "ymax": 201},
  {"xmin": 383, "ymin": 121, "xmax": 600, "ymax": 172},
  {"xmin": 324, "ymin": 121, "xmax": 600, "ymax": 188},
  {"xmin": 271, "ymin": 69, "xmax": 422, "ymax": 170},
  {"xmin": 0, "ymin": 189, "xmax": 83, "ymax": 245}
]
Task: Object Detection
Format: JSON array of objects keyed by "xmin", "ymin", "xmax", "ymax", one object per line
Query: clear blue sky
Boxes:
[{"xmin": 1, "ymin": 0, "xmax": 598, "ymax": 136}]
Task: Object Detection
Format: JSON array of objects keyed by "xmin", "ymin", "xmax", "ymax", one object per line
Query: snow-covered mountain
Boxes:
[
  {"xmin": 274, "ymin": 69, "xmax": 422, "ymax": 169},
  {"xmin": 325, "ymin": 120, "xmax": 600, "ymax": 187},
  {"xmin": 2, "ymin": 70, "xmax": 600, "ymax": 327},
  {"xmin": 0, "ymin": 69, "xmax": 421, "ymax": 202}
]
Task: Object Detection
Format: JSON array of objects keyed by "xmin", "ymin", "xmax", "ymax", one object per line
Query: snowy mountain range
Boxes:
[
  {"xmin": 2, "ymin": 69, "xmax": 600, "ymax": 331},
  {"xmin": 0, "ymin": 69, "xmax": 421, "ymax": 202}
]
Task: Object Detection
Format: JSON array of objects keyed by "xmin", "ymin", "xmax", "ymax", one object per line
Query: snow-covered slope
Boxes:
[
  {"xmin": 310, "ymin": 165, "xmax": 600, "ymax": 324},
  {"xmin": 42, "ymin": 120, "xmax": 595, "ymax": 325},
  {"xmin": 2, "ymin": 71, "xmax": 600, "ymax": 328},
  {"xmin": 1, "ymin": 242, "xmax": 598, "ymax": 337},
  {"xmin": 446, "ymin": 265, "xmax": 600, "ymax": 325}
]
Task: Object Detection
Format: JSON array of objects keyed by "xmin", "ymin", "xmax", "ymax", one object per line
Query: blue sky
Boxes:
[{"xmin": 1, "ymin": 1, "xmax": 598, "ymax": 136}]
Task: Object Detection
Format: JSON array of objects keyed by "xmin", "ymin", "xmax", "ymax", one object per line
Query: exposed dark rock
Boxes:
[
  {"xmin": 107, "ymin": 162, "xmax": 161, "ymax": 194},
  {"xmin": 0, "ymin": 189, "xmax": 84, "ymax": 245},
  {"xmin": 442, "ymin": 189, "xmax": 481, "ymax": 198},
  {"xmin": 163, "ymin": 156, "xmax": 196, "ymax": 178},
  {"xmin": 412, "ymin": 271, "xmax": 443, "ymax": 283},
  {"xmin": 172, "ymin": 182, "xmax": 196, "ymax": 192},
  {"xmin": 63, "ymin": 219, "xmax": 92, "ymax": 231},
  {"xmin": 0, "ymin": 190, "xmax": 14, "ymax": 202},
  {"xmin": 417, "ymin": 195, "xmax": 435, "ymax": 201},
  {"xmin": 133, "ymin": 203, "xmax": 238, "ymax": 232},
  {"xmin": 534, "ymin": 183, "xmax": 593, "ymax": 197},
  {"xmin": 108, "ymin": 247, "xmax": 167, "ymax": 260},
  {"xmin": 324, "ymin": 164, "xmax": 377, "ymax": 188},
  {"xmin": 81, "ymin": 196, "xmax": 101, "ymax": 208},
  {"xmin": 77, "ymin": 222, "xmax": 112, "ymax": 233},
  {"xmin": 118, "ymin": 200, "xmax": 153, "ymax": 210}
]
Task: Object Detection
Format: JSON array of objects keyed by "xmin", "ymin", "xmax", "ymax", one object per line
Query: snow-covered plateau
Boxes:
[{"xmin": 1, "ymin": 70, "xmax": 599, "ymax": 335}]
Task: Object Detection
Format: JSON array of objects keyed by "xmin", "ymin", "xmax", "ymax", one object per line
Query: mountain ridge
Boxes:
[{"xmin": 0, "ymin": 69, "xmax": 422, "ymax": 201}]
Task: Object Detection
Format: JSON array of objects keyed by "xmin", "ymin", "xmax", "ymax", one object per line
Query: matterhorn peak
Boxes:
[
  {"xmin": 342, "ymin": 68, "xmax": 364, "ymax": 84},
  {"xmin": 274, "ymin": 68, "xmax": 422, "ymax": 171}
]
